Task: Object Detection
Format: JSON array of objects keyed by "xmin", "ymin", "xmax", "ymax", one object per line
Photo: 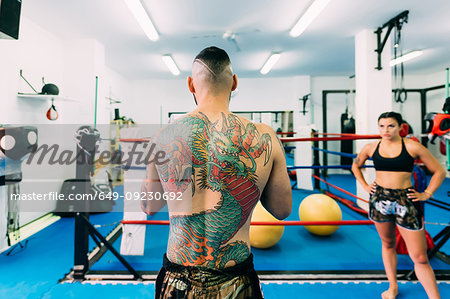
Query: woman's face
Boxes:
[{"xmin": 378, "ymin": 117, "xmax": 400, "ymax": 140}]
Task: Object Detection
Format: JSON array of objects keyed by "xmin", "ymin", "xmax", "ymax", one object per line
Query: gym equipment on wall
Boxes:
[
  {"xmin": 374, "ymin": 10, "xmax": 409, "ymax": 70},
  {"xmin": 299, "ymin": 94, "xmax": 311, "ymax": 115},
  {"xmin": 424, "ymin": 68, "xmax": 450, "ymax": 170},
  {"xmin": 18, "ymin": 70, "xmax": 60, "ymax": 96},
  {"xmin": 41, "ymin": 83, "xmax": 59, "ymax": 96},
  {"xmin": 0, "ymin": 126, "xmax": 38, "ymax": 252},
  {"xmin": 18, "ymin": 70, "xmax": 62, "ymax": 120},
  {"xmin": 46, "ymin": 98, "xmax": 59, "ymax": 121},
  {"xmin": 425, "ymin": 113, "xmax": 450, "ymax": 144},
  {"xmin": 392, "ymin": 15, "xmax": 407, "ymax": 104}
]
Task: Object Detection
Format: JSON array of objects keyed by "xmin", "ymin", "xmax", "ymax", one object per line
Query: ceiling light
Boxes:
[
  {"xmin": 124, "ymin": 0, "xmax": 159, "ymax": 41},
  {"xmin": 260, "ymin": 53, "xmax": 281, "ymax": 75},
  {"xmin": 289, "ymin": 0, "xmax": 331, "ymax": 38},
  {"xmin": 390, "ymin": 50, "xmax": 423, "ymax": 67},
  {"xmin": 162, "ymin": 55, "xmax": 180, "ymax": 76}
]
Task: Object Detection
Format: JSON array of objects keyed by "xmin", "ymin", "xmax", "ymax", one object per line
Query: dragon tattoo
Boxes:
[{"xmin": 155, "ymin": 112, "xmax": 272, "ymax": 268}]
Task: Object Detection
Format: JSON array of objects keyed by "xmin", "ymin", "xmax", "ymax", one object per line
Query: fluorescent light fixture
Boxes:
[
  {"xmin": 260, "ymin": 53, "xmax": 281, "ymax": 75},
  {"xmin": 162, "ymin": 55, "xmax": 181, "ymax": 76},
  {"xmin": 124, "ymin": 0, "xmax": 159, "ymax": 41},
  {"xmin": 289, "ymin": 0, "xmax": 331, "ymax": 38},
  {"xmin": 390, "ymin": 50, "xmax": 423, "ymax": 67}
]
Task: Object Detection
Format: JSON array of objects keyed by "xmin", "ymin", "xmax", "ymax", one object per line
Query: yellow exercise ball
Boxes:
[
  {"xmin": 250, "ymin": 202, "xmax": 285, "ymax": 249},
  {"xmin": 299, "ymin": 194, "xmax": 342, "ymax": 236}
]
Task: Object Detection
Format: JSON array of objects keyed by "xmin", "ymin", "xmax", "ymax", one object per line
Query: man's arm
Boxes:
[
  {"xmin": 141, "ymin": 161, "xmax": 166, "ymax": 216},
  {"xmin": 259, "ymin": 131, "xmax": 292, "ymax": 220}
]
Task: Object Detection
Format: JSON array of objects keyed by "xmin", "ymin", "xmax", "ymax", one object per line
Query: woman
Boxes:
[{"xmin": 352, "ymin": 112, "xmax": 446, "ymax": 299}]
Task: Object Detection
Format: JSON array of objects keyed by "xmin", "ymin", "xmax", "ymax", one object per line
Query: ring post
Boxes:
[
  {"xmin": 295, "ymin": 126, "xmax": 314, "ymax": 190},
  {"xmin": 119, "ymin": 127, "xmax": 147, "ymax": 256}
]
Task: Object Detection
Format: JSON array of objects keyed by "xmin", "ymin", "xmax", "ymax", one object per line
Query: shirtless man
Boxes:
[{"xmin": 141, "ymin": 46, "xmax": 292, "ymax": 298}]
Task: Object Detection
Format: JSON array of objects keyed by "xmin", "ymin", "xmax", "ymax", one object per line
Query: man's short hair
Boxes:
[{"xmin": 193, "ymin": 46, "xmax": 232, "ymax": 83}]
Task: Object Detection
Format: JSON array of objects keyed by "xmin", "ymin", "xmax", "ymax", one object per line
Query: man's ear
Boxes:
[
  {"xmin": 231, "ymin": 74, "xmax": 238, "ymax": 91},
  {"xmin": 187, "ymin": 76, "xmax": 195, "ymax": 93}
]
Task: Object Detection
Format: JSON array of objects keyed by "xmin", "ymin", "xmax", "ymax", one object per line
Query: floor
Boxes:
[{"xmin": 0, "ymin": 175, "xmax": 449, "ymax": 298}]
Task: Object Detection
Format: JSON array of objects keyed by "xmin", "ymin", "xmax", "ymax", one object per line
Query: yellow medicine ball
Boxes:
[
  {"xmin": 299, "ymin": 194, "xmax": 342, "ymax": 236},
  {"xmin": 249, "ymin": 201, "xmax": 285, "ymax": 249}
]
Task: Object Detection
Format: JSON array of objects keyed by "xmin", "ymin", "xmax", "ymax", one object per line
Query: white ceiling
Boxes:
[{"xmin": 22, "ymin": 0, "xmax": 450, "ymax": 80}]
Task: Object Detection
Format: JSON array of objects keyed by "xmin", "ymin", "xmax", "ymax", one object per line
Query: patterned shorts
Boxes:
[
  {"xmin": 155, "ymin": 254, "xmax": 264, "ymax": 299},
  {"xmin": 369, "ymin": 185, "xmax": 424, "ymax": 230}
]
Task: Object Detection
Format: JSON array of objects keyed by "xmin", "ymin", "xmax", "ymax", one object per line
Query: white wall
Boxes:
[
  {"xmin": 126, "ymin": 76, "xmax": 311, "ymax": 127},
  {"xmin": 127, "ymin": 79, "xmax": 191, "ymax": 125},
  {"xmin": 0, "ymin": 18, "xmax": 130, "ymax": 227}
]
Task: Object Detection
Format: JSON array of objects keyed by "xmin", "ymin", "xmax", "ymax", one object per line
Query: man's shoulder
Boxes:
[
  {"xmin": 253, "ymin": 122, "xmax": 276, "ymax": 138},
  {"xmin": 254, "ymin": 122, "xmax": 275, "ymax": 133},
  {"xmin": 228, "ymin": 114, "xmax": 275, "ymax": 133}
]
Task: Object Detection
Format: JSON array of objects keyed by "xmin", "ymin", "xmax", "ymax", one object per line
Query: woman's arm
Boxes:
[
  {"xmin": 352, "ymin": 143, "xmax": 376, "ymax": 194},
  {"xmin": 407, "ymin": 141, "xmax": 446, "ymax": 201}
]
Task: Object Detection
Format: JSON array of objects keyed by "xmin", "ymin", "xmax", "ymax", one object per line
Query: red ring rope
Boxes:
[
  {"xmin": 121, "ymin": 220, "xmax": 373, "ymax": 226},
  {"xmin": 312, "ymin": 133, "xmax": 378, "ymax": 137},
  {"xmin": 326, "ymin": 192, "xmax": 368, "ymax": 215},
  {"xmin": 280, "ymin": 135, "xmax": 380, "ymax": 142},
  {"xmin": 119, "ymin": 138, "xmax": 151, "ymax": 142},
  {"xmin": 312, "ymin": 174, "xmax": 369, "ymax": 204},
  {"xmin": 120, "ymin": 135, "xmax": 380, "ymax": 143}
]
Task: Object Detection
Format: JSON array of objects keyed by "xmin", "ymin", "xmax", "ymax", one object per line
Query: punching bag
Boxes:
[{"xmin": 340, "ymin": 113, "xmax": 355, "ymax": 166}]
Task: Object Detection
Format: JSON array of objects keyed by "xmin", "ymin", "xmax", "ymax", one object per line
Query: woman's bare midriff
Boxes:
[{"xmin": 375, "ymin": 171, "xmax": 413, "ymax": 189}]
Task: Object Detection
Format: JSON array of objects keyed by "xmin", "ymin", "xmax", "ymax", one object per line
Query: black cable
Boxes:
[
  {"xmin": 428, "ymin": 197, "xmax": 450, "ymax": 207},
  {"xmin": 425, "ymin": 200, "xmax": 450, "ymax": 212}
]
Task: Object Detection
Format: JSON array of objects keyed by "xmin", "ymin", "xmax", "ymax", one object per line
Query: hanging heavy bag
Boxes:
[{"xmin": 340, "ymin": 113, "xmax": 355, "ymax": 166}]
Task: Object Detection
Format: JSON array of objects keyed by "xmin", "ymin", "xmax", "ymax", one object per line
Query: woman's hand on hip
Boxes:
[
  {"xmin": 407, "ymin": 189, "xmax": 431, "ymax": 202},
  {"xmin": 365, "ymin": 183, "xmax": 377, "ymax": 195}
]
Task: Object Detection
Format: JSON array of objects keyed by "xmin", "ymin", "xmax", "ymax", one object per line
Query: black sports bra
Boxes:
[{"xmin": 371, "ymin": 139, "xmax": 415, "ymax": 172}]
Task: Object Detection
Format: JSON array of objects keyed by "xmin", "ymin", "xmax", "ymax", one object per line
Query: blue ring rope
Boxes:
[
  {"xmin": 287, "ymin": 165, "xmax": 373, "ymax": 170},
  {"xmin": 311, "ymin": 146, "xmax": 373, "ymax": 160}
]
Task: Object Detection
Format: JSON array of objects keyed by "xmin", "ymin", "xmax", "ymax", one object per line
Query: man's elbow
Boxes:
[
  {"xmin": 141, "ymin": 200, "xmax": 154, "ymax": 215},
  {"xmin": 274, "ymin": 207, "xmax": 291, "ymax": 220},
  {"xmin": 274, "ymin": 195, "xmax": 292, "ymax": 220}
]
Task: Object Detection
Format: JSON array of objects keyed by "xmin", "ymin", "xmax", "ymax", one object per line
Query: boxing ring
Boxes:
[{"xmin": 60, "ymin": 130, "xmax": 450, "ymax": 298}]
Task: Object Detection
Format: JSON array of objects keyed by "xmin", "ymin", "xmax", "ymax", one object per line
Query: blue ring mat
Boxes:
[
  {"xmin": 89, "ymin": 175, "xmax": 449, "ymax": 272},
  {"xmin": 0, "ymin": 176, "xmax": 448, "ymax": 299},
  {"xmin": 33, "ymin": 281, "xmax": 450, "ymax": 299}
]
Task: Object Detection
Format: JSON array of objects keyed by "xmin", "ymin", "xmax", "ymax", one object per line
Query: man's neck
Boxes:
[{"xmin": 194, "ymin": 96, "xmax": 230, "ymax": 115}]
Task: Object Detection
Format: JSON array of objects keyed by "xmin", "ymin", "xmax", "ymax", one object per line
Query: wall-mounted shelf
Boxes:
[{"xmin": 17, "ymin": 94, "xmax": 78, "ymax": 102}]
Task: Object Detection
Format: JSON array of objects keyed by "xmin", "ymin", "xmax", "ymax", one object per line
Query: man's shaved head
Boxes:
[{"xmin": 192, "ymin": 46, "xmax": 233, "ymax": 94}]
